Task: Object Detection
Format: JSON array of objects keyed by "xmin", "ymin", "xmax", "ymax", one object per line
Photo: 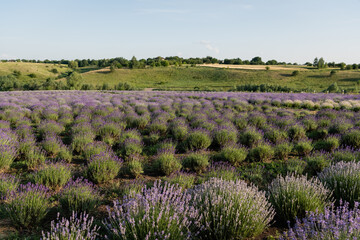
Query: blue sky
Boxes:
[{"xmin": 1, "ymin": 0, "xmax": 360, "ymax": 63}]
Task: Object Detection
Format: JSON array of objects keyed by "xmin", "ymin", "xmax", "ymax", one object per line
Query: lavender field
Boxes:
[{"xmin": 2, "ymin": 90, "xmax": 360, "ymax": 239}]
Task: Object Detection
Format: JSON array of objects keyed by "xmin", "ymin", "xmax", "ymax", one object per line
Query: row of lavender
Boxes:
[
  {"xmin": 1, "ymin": 91, "xmax": 360, "ymax": 238},
  {"xmin": 1, "ymin": 162, "xmax": 360, "ymax": 239}
]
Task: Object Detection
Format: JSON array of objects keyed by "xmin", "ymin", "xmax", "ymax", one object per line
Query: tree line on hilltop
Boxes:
[{"xmin": 2, "ymin": 56, "xmax": 359, "ymax": 70}]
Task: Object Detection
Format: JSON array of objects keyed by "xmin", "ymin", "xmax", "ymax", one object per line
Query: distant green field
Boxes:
[
  {"xmin": 80, "ymin": 66, "xmax": 360, "ymax": 92},
  {"xmin": 0, "ymin": 62, "xmax": 71, "ymax": 80},
  {"xmin": 1, "ymin": 62, "xmax": 360, "ymax": 92}
]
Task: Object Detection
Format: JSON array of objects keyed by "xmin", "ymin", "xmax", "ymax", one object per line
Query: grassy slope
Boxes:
[
  {"xmin": 0, "ymin": 62, "xmax": 71, "ymax": 80},
  {"xmin": 81, "ymin": 66, "xmax": 360, "ymax": 92},
  {"xmin": 1, "ymin": 62, "xmax": 360, "ymax": 91}
]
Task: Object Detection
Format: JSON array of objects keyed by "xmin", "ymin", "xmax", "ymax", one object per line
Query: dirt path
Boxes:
[{"xmin": 199, "ymin": 63, "xmax": 307, "ymax": 71}]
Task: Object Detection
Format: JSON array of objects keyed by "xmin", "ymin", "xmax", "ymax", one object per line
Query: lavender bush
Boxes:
[
  {"xmin": 153, "ymin": 150, "xmax": 182, "ymax": 176},
  {"xmin": 59, "ymin": 178, "xmax": 101, "ymax": 214},
  {"xmin": 268, "ymin": 173, "xmax": 332, "ymax": 224},
  {"xmin": 192, "ymin": 178, "xmax": 275, "ymax": 239},
  {"xmin": 163, "ymin": 171, "xmax": 196, "ymax": 189},
  {"xmin": 5, "ymin": 183, "xmax": 51, "ymax": 229},
  {"xmin": 41, "ymin": 212, "xmax": 100, "ymax": 240},
  {"xmin": 0, "ymin": 144, "xmax": 18, "ymax": 170},
  {"xmin": 319, "ymin": 161, "xmax": 360, "ymax": 206},
  {"xmin": 214, "ymin": 145, "xmax": 247, "ymax": 166},
  {"xmin": 281, "ymin": 201, "xmax": 360, "ymax": 240},
  {"xmin": 182, "ymin": 152, "xmax": 210, "ymax": 173},
  {"xmin": 87, "ymin": 152, "xmax": 122, "ymax": 183},
  {"xmin": 33, "ymin": 161, "xmax": 72, "ymax": 190},
  {"xmin": 103, "ymin": 181, "xmax": 199, "ymax": 240},
  {"xmin": 201, "ymin": 162, "xmax": 240, "ymax": 182},
  {"xmin": 185, "ymin": 128, "xmax": 212, "ymax": 151},
  {"xmin": 0, "ymin": 173, "xmax": 20, "ymax": 198}
]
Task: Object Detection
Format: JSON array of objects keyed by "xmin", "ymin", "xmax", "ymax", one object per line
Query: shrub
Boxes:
[
  {"xmin": 147, "ymin": 120, "xmax": 168, "ymax": 135},
  {"xmin": 201, "ymin": 162, "xmax": 240, "ymax": 182},
  {"xmin": 57, "ymin": 146, "xmax": 73, "ymax": 163},
  {"xmin": 264, "ymin": 128, "xmax": 288, "ymax": 144},
  {"xmin": 288, "ymin": 125, "xmax": 306, "ymax": 142},
  {"xmin": 286, "ymin": 158, "xmax": 307, "ymax": 175},
  {"xmin": 123, "ymin": 158, "xmax": 144, "ymax": 178},
  {"xmin": 82, "ymin": 141, "xmax": 110, "ymax": 161},
  {"xmin": 185, "ymin": 129, "xmax": 212, "ymax": 151},
  {"xmin": 193, "ymin": 178, "xmax": 275, "ymax": 239},
  {"xmin": 274, "ymin": 142, "xmax": 292, "ymax": 160},
  {"xmin": 292, "ymin": 70, "xmax": 299, "ymax": 76},
  {"xmin": 328, "ymin": 121, "xmax": 353, "ymax": 134},
  {"xmin": 332, "ymin": 148, "xmax": 360, "ymax": 162},
  {"xmin": 98, "ymin": 121, "xmax": 123, "ymax": 139},
  {"xmin": 313, "ymin": 136, "xmax": 340, "ymax": 152},
  {"xmin": 59, "ymin": 178, "xmax": 101, "ymax": 215},
  {"xmin": 294, "ymin": 140, "xmax": 313, "ymax": 156},
  {"xmin": 214, "ymin": 145, "xmax": 247, "ymax": 166},
  {"xmin": 268, "ymin": 173, "xmax": 331, "ymax": 224},
  {"xmin": 5, "ymin": 183, "xmax": 50, "ymax": 229},
  {"xmin": 341, "ymin": 130, "xmax": 360, "ymax": 149},
  {"xmin": 0, "ymin": 174, "xmax": 20, "ymax": 198},
  {"xmin": 239, "ymin": 128, "xmax": 262, "ymax": 148},
  {"xmin": 33, "ymin": 161, "xmax": 72, "ymax": 190},
  {"xmin": 248, "ymin": 144, "xmax": 274, "ymax": 162},
  {"xmin": 304, "ymin": 152, "xmax": 331, "ymax": 176},
  {"xmin": 319, "ymin": 161, "xmax": 360, "ymax": 206},
  {"xmin": 23, "ymin": 147, "xmax": 46, "ymax": 169},
  {"xmin": 281, "ymin": 202, "xmax": 360, "ymax": 240},
  {"xmin": 0, "ymin": 144, "xmax": 17, "ymax": 170},
  {"xmin": 42, "ymin": 212, "xmax": 100, "ymax": 240},
  {"xmin": 41, "ymin": 134, "xmax": 63, "ymax": 157},
  {"xmin": 71, "ymin": 132, "xmax": 96, "ymax": 153},
  {"xmin": 87, "ymin": 152, "xmax": 122, "ymax": 183},
  {"xmin": 121, "ymin": 138, "xmax": 143, "ymax": 157},
  {"xmin": 37, "ymin": 120, "xmax": 65, "ymax": 138},
  {"xmin": 153, "ymin": 151, "xmax": 182, "ymax": 176},
  {"xmin": 163, "ymin": 171, "xmax": 196, "ymax": 189},
  {"xmin": 103, "ymin": 181, "xmax": 198, "ymax": 239},
  {"xmin": 212, "ymin": 126, "xmax": 237, "ymax": 149},
  {"xmin": 170, "ymin": 124, "xmax": 188, "ymax": 141},
  {"xmin": 182, "ymin": 152, "xmax": 210, "ymax": 173}
]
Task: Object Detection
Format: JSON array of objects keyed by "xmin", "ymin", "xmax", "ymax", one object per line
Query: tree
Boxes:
[
  {"xmin": 68, "ymin": 61, "xmax": 78, "ymax": 69},
  {"xmin": 129, "ymin": 56, "xmax": 140, "ymax": 69},
  {"xmin": 161, "ymin": 60, "xmax": 170, "ymax": 67},
  {"xmin": 317, "ymin": 57, "xmax": 326, "ymax": 69},
  {"xmin": 250, "ymin": 56, "xmax": 264, "ymax": 65},
  {"xmin": 327, "ymin": 82, "xmax": 340, "ymax": 93},
  {"xmin": 339, "ymin": 62, "xmax": 346, "ymax": 70},
  {"xmin": 313, "ymin": 57, "xmax": 319, "ymax": 67},
  {"xmin": 66, "ymin": 72, "xmax": 82, "ymax": 90}
]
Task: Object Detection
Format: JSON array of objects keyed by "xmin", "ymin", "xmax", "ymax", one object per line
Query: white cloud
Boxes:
[{"xmin": 200, "ymin": 40, "xmax": 220, "ymax": 54}]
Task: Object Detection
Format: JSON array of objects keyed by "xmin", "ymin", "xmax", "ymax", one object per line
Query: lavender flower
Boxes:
[
  {"xmin": 192, "ymin": 178, "xmax": 275, "ymax": 239},
  {"xmin": 103, "ymin": 180, "xmax": 200, "ymax": 240},
  {"xmin": 281, "ymin": 201, "xmax": 360, "ymax": 240},
  {"xmin": 41, "ymin": 212, "xmax": 100, "ymax": 240}
]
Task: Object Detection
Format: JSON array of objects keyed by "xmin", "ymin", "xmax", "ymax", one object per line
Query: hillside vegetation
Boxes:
[
  {"xmin": 0, "ymin": 62, "xmax": 360, "ymax": 92},
  {"xmin": 80, "ymin": 65, "xmax": 360, "ymax": 92}
]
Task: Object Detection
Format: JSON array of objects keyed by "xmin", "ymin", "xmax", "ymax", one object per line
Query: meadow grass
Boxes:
[
  {"xmin": 80, "ymin": 66, "xmax": 360, "ymax": 92},
  {"xmin": 1, "ymin": 62, "xmax": 360, "ymax": 92},
  {"xmin": 0, "ymin": 62, "xmax": 70, "ymax": 80}
]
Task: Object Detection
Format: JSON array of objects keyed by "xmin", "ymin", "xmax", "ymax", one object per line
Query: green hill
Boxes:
[
  {"xmin": 0, "ymin": 62, "xmax": 71, "ymax": 80},
  {"xmin": 80, "ymin": 65, "xmax": 360, "ymax": 92},
  {"xmin": 1, "ymin": 62, "xmax": 360, "ymax": 92}
]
